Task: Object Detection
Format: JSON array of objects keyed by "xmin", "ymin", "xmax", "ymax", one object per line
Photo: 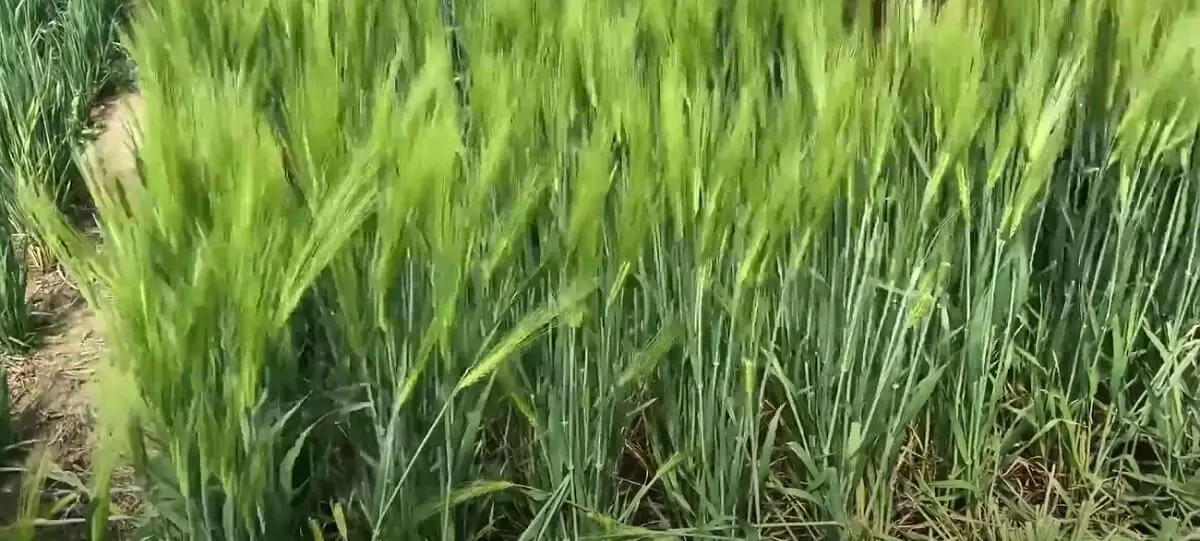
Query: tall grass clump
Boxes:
[
  {"xmin": 0, "ymin": 0, "xmax": 135, "ymax": 465},
  {"xmin": 0, "ymin": 0, "xmax": 136, "ymax": 215},
  {"xmin": 16, "ymin": 0, "xmax": 1200, "ymax": 538},
  {"xmin": 0, "ymin": 0, "xmax": 136, "ymax": 352},
  {"xmin": 0, "ymin": 361, "xmax": 13, "ymax": 457}
]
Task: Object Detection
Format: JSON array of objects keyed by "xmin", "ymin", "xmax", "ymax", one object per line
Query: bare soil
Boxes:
[
  {"xmin": 2, "ymin": 264, "xmax": 138, "ymax": 540},
  {"xmin": 13, "ymin": 269, "xmax": 99, "ymax": 468},
  {"xmin": 83, "ymin": 92, "xmax": 144, "ymax": 194}
]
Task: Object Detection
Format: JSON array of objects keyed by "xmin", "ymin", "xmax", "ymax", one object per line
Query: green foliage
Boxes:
[
  {"xmin": 0, "ymin": 230, "xmax": 25, "ymax": 454},
  {"xmin": 13, "ymin": 0, "xmax": 1200, "ymax": 539},
  {"xmin": 0, "ymin": 0, "xmax": 136, "ymax": 353},
  {"xmin": 0, "ymin": 0, "xmax": 136, "ymax": 465},
  {"xmin": 0, "ymin": 0, "xmax": 136, "ymax": 215},
  {"xmin": 0, "ymin": 358, "xmax": 13, "ymax": 458}
]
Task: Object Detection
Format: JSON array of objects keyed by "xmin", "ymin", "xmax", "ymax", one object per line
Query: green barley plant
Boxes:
[
  {"xmin": 0, "ymin": 357, "xmax": 13, "ymax": 457},
  {"xmin": 0, "ymin": 0, "xmax": 136, "ymax": 217},
  {"xmin": 14, "ymin": 0, "xmax": 1200, "ymax": 539},
  {"xmin": 0, "ymin": 0, "xmax": 136, "ymax": 351},
  {"xmin": 0, "ymin": 215, "xmax": 29, "ymax": 352},
  {"xmin": 0, "ymin": 0, "xmax": 136, "ymax": 475}
]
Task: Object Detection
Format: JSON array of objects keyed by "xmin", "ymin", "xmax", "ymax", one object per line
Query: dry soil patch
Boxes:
[{"xmin": 83, "ymin": 91, "xmax": 145, "ymax": 200}]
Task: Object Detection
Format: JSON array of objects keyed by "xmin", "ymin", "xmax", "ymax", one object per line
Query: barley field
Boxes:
[{"xmin": 3, "ymin": 0, "xmax": 1200, "ymax": 539}]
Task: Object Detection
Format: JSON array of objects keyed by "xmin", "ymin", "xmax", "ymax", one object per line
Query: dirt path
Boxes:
[
  {"xmin": 2, "ymin": 267, "xmax": 136, "ymax": 540},
  {"xmin": 10, "ymin": 268, "xmax": 101, "ymax": 474},
  {"xmin": 84, "ymin": 92, "xmax": 144, "ymax": 194},
  {"xmin": 0, "ymin": 90, "xmax": 145, "ymax": 540}
]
